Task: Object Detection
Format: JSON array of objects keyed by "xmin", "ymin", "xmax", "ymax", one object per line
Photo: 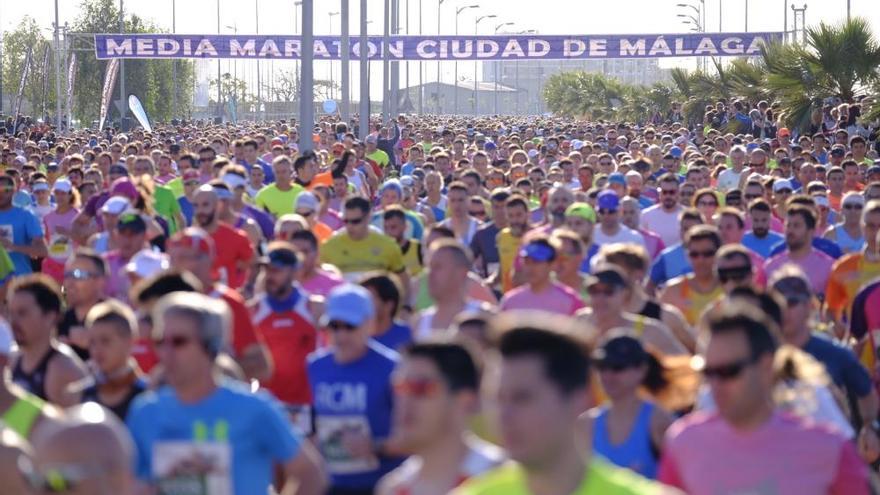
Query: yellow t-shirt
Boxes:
[
  {"xmin": 497, "ymin": 228, "xmax": 522, "ymax": 293},
  {"xmin": 366, "ymin": 149, "xmax": 390, "ymax": 168},
  {"xmin": 401, "ymin": 239, "xmax": 423, "ymax": 277},
  {"xmin": 254, "ymin": 183, "xmax": 304, "ymax": 218},
  {"xmin": 453, "ymin": 458, "xmax": 663, "ymax": 495},
  {"xmin": 320, "ymin": 231, "xmax": 405, "ymax": 281}
]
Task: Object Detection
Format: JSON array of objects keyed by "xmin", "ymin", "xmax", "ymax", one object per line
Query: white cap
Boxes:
[
  {"xmin": 772, "ymin": 179, "xmax": 793, "ymax": 193},
  {"xmin": 125, "ymin": 249, "xmax": 170, "ymax": 279},
  {"xmin": 53, "ymin": 179, "xmax": 73, "ymax": 193},
  {"xmin": 101, "ymin": 196, "xmax": 131, "ymax": 215},
  {"xmin": 295, "ymin": 191, "xmax": 319, "ymax": 212},
  {"xmin": 527, "ymin": 149, "xmax": 539, "ymax": 158},
  {"xmin": 814, "ymin": 195, "xmax": 830, "ymax": 208}
]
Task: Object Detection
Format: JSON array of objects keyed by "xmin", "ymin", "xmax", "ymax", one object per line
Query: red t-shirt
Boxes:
[
  {"xmin": 213, "ymin": 285, "xmax": 263, "ymax": 357},
  {"xmin": 210, "ymin": 223, "xmax": 254, "ymax": 289},
  {"xmin": 250, "ymin": 293, "xmax": 317, "ymax": 405}
]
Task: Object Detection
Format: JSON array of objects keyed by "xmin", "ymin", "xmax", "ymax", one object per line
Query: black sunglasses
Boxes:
[
  {"xmin": 688, "ymin": 249, "xmax": 716, "ymax": 259},
  {"xmin": 344, "ymin": 216, "xmax": 365, "ymax": 225},
  {"xmin": 718, "ymin": 266, "xmax": 751, "ymax": 283},
  {"xmin": 702, "ymin": 356, "xmax": 755, "ymax": 381},
  {"xmin": 327, "ymin": 321, "xmax": 357, "ymax": 332}
]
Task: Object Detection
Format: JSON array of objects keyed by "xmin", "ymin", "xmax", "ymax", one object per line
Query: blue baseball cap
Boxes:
[
  {"xmin": 484, "ymin": 141, "xmax": 497, "ymax": 151},
  {"xmin": 597, "ymin": 190, "xmax": 620, "ymax": 211},
  {"xmin": 519, "ymin": 242, "xmax": 556, "ymax": 262},
  {"xmin": 321, "ymin": 283, "xmax": 375, "ymax": 327},
  {"xmin": 669, "ymin": 147, "xmax": 683, "ymax": 158},
  {"xmin": 608, "ymin": 172, "xmax": 626, "ymax": 186}
]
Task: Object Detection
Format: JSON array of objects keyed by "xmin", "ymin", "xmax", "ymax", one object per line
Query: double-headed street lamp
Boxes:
[
  {"xmin": 677, "ymin": 1, "xmax": 706, "ymax": 71},
  {"xmin": 454, "ymin": 4, "xmax": 479, "ymax": 114},
  {"xmin": 493, "ymin": 21, "xmax": 514, "ymax": 115},
  {"xmin": 473, "ymin": 13, "xmax": 496, "ymax": 115}
]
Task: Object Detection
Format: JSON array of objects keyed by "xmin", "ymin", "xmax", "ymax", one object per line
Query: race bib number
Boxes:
[
  {"xmin": 315, "ymin": 415, "xmax": 379, "ymax": 475},
  {"xmin": 153, "ymin": 442, "xmax": 232, "ymax": 495},
  {"xmin": 0, "ymin": 224, "xmax": 13, "ymax": 242},
  {"xmin": 48, "ymin": 233, "xmax": 72, "ymax": 261}
]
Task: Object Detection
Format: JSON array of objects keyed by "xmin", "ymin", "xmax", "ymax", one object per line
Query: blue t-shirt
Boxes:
[
  {"xmin": 742, "ymin": 231, "xmax": 785, "ymax": 259},
  {"xmin": 307, "ymin": 341, "xmax": 403, "ymax": 489},
  {"xmin": 178, "ymin": 196, "xmax": 194, "ymax": 226},
  {"xmin": 769, "ymin": 237, "xmax": 842, "ymax": 260},
  {"xmin": 649, "ymin": 243, "xmax": 691, "ymax": 287},
  {"xmin": 373, "ymin": 322, "xmax": 413, "ymax": 351},
  {"xmin": 578, "ymin": 244, "xmax": 601, "ymax": 274},
  {"xmin": 126, "ymin": 381, "xmax": 302, "ymax": 495},
  {"xmin": 804, "ymin": 334, "xmax": 872, "ymax": 398},
  {"xmin": 0, "ymin": 206, "xmax": 43, "ymax": 275}
]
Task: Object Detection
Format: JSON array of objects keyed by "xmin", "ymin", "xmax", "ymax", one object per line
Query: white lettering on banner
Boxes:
[
  {"xmin": 416, "ymin": 40, "xmax": 437, "ymax": 59},
  {"xmin": 674, "ymin": 38, "xmax": 694, "ymax": 55},
  {"xmin": 500, "ymin": 39, "xmax": 525, "ymax": 58},
  {"xmin": 746, "ymin": 37, "xmax": 766, "ymax": 55},
  {"xmin": 564, "ymin": 39, "xmax": 586, "ymax": 57},
  {"xmin": 193, "ymin": 39, "xmax": 218, "ymax": 57},
  {"xmin": 388, "ymin": 40, "xmax": 404, "ymax": 58},
  {"xmin": 157, "ymin": 39, "xmax": 179, "ymax": 55},
  {"xmin": 620, "ymin": 38, "xmax": 646, "ymax": 56},
  {"xmin": 135, "ymin": 38, "xmax": 155, "ymax": 55},
  {"xmin": 648, "ymin": 37, "xmax": 672, "ymax": 56},
  {"xmin": 476, "ymin": 40, "xmax": 499, "ymax": 58},
  {"xmin": 315, "ymin": 383, "xmax": 367, "ymax": 412},
  {"xmin": 722, "ymin": 37, "xmax": 745, "ymax": 54},
  {"xmin": 107, "ymin": 39, "xmax": 133, "ymax": 56},
  {"xmin": 284, "ymin": 39, "xmax": 300, "ymax": 57},
  {"xmin": 230, "ymin": 39, "xmax": 256, "ymax": 56},
  {"xmin": 182, "ymin": 39, "xmax": 192, "ymax": 55},
  {"xmin": 451, "ymin": 40, "xmax": 473, "ymax": 58},
  {"xmin": 528, "ymin": 39, "xmax": 550, "ymax": 57},
  {"xmin": 589, "ymin": 38, "xmax": 607, "ymax": 56},
  {"xmin": 694, "ymin": 37, "xmax": 719, "ymax": 55},
  {"xmin": 259, "ymin": 39, "xmax": 282, "ymax": 57},
  {"xmin": 314, "ymin": 40, "xmax": 331, "ymax": 58},
  {"xmin": 352, "ymin": 41, "xmax": 378, "ymax": 57}
]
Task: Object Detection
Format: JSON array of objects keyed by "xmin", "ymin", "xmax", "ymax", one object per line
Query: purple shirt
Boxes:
[{"xmin": 300, "ymin": 269, "xmax": 345, "ymax": 298}]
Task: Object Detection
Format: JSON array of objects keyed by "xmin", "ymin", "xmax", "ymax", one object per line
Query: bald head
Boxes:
[{"xmin": 32, "ymin": 404, "xmax": 135, "ymax": 495}]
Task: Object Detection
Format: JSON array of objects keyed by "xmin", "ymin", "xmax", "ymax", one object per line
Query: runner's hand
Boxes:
[{"xmin": 858, "ymin": 425, "xmax": 880, "ymax": 464}]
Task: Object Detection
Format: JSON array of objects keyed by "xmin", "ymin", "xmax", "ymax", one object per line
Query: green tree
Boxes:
[
  {"xmin": 1, "ymin": 16, "xmax": 56, "ymax": 118},
  {"xmin": 761, "ymin": 17, "xmax": 880, "ymax": 131}
]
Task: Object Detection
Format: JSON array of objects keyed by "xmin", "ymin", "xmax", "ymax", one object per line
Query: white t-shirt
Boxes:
[
  {"xmin": 640, "ymin": 205, "xmax": 682, "ymax": 247},
  {"xmin": 593, "ymin": 224, "xmax": 646, "ymax": 247},
  {"xmin": 717, "ymin": 167, "xmax": 749, "ymax": 192}
]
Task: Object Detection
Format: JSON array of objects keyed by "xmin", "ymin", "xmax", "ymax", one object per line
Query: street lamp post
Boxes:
[
  {"xmin": 329, "ymin": 11, "xmax": 340, "ymax": 101},
  {"xmin": 300, "ymin": 0, "xmax": 314, "ymax": 151},
  {"xmin": 172, "ymin": 0, "xmax": 177, "ymax": 118},
  {"xmin": 493, "ymin": 21, "xmax": 513, "ymax": 115},
  {"xmin": 53, "ymin": 0, "xmax": 63, "ymax": 130},
  {"xmin": 118, "ymin": 0, "xmax": 126, "ymax": 128},
  {"xmin": 418, "ymin": 0, "xmax": 424, "ymax": 114},
  {"xmin": 454, "ymin": 4, "xmax": 479, "ymax": 115},
  {"xmin": 341, "ymin": 0, "xmax": 350, "ymax": 120},
  {"xmin": 255, "ymin": 0, "xmax": 262, "ymax": 120},
  {"xmin": 359, "ymin": 0, "xmax": 369, "ymax": 139},
  {"xmin": 515, "ymin": 29, "xmax": 536, "ymax": 115},
  {"xmin": 437, "ymin": 0, "xmax": 447, "ymax": 113},
  {"xmin": 225, "ymin": 23, "xmax": 239, "ymax": 114},
  {"xmin": 677, "ymin": 2, "xmax": 705, "ymax": 71},
  {"xmin": 217, "ymin": 0, "xmax": 222, "ymax": 119},
  {"xmin": 473, "ymin": 14, "xmax": 495, "ymax": 115}
]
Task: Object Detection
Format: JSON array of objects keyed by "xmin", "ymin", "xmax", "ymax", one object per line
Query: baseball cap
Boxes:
[
  {"xmin": 109, "ymin": 164, "xmax": 128, "ymax": 176},
  {"xmin": 101, "ymin": 196, "xmax": 131, "ymax": 215},
  {"xmin": 258, "ymin": 245, "xmax": 300, "ymax": 268},
  {"xmin": 813, "ymin": 195, "xmax": 830, "ymax": 208},
  {"xmin": 772, "ymin": 273, "xmax": 813, "ymax": 301},
  {"xmin": 592, "ymin": 334, "xmax": 649, "ymax": 368},
  {"xmin": 527, "ymin": 149, "xmax": 539, "ymax": 158},
  {"xmin": 772, "ymin": 179, "xmax": 793, "ymax": 193},
  {"xmin": 321, "ymin": 283, "xmax": 375, "ymax": 327},
  {"xmin": 110, "ymin": 178, "xmax": 139, "ymax": 201},
  {"xmin": 116, "ymin": 211, "xmax": 147, "ymax": 234},
  {"xmin": 52, "ymin": 179, "xmax": 72, "ymax": 193},
  {"xmin": 866, "ymin": 165, "xmax": 880, "ymax": 178},
  {"xmin": 597, "ymin": 190, "xmax": 620, "ymax": 211},
  {"xmin": 565, "ymin": 202, "xmax": 597, "ymax": 223},
  {"xmin": 167, "ymin": 227, "xmax": 215, "ymax": 257},
  {"xmin": 519, "ymin": 241, "xmax": 556, "ymax": 262},
  {"xmin": 586, "ymin": 265, "xmax": 629, "ymax": 289},
  {"xmin": 484, "ymin": 141, "xmax": 497, "ymax": 151},
  {"xmin": 222, "ymin": 173, "xmax": 247, "ymax": 190},
  {"xmin": 843, "ymin": 193, "xmax": 866, "ymax": 207},
  {"xmin": 608, "ymin": 173, "xmax": 626, "ymax": 186},
  {"xmin": 125, "ymin": 249, "xmax": 170, "ymax": 278},
  {"xmin": 295, "ymin": 191, "xmax": 320, "ymax": 212},
  {"xmin": 669, "ymin": 147, "xmax": 683, "ymax": 158},
  {"xmin": 365, "ymin": 134, "xmax": 378, "ymax": 144},
  {"xmin": 830, "ymin": 146, "xmax": 846, "ymax": 157},
  {"xmin": 32, "ymin": 181, "xmax": 49, "ymax": 192}
]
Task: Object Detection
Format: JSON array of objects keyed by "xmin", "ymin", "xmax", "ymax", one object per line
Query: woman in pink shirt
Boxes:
[
  {"xmin": 499, "ymin": 238, "xmax": 585, "ymax": 316},
  {"xmin": 42, "ymin": 178, "xmax": 80, "ymax": 283}
]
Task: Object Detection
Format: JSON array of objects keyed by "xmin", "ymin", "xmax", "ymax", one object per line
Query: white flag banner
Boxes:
[
  {"xmin": 128, "ymin": 94, "xmax": 152, "ymax": 132},
  {"xmin": 13, "ymin": 47, "xmax": 33, "ymax": 119},
  {"xmin": 98, "ymin": 58, "xmax": 119, "ymax": 131},
  {"xmin": 66, "ymin": 53, "xmax": 77, "ymax": 127}
]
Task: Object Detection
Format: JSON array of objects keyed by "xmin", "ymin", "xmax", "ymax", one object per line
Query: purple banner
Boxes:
[{"xmin": 95, "ymin": 33, "xmax": 781, "ymax": 61}]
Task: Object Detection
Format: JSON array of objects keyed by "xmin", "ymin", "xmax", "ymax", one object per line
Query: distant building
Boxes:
[
  {"xmin": 401, "ymin": 81, "xmax": 523, "ymax": 116},
  {"xmin": 483, "ymin": 58, "xmax": 672, "ymax": 114}
]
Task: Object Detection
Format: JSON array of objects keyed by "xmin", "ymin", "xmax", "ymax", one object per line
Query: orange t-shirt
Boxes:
[
  {"xmin": 313, "ymin": 221, "xmax": 333, "ymax": 244},
  {"xmin": 308, "ymin": 171, "xmax": 333, "ymax": 189}
]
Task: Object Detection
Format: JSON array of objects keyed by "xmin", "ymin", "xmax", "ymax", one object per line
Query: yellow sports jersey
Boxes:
[
  {"xmin": 254, "ymin": 183, "xmax": 304, "ymax": 218},
  {"xmin": 826, "ymin": 253, "xmax": 880, "ymax": 321},
  {"xmin": 320, "ymin": 231, "xmax": 405, "ymax": 281},
  {"xmin": 496, "ymin": 228, "xmax": 522, "ymax": 293},
  {"xmin": 366, "ymin": 149, "xmax": 390, "ymax": 168},
  {"xmin": 661, "ymin": 276, "xmax": 723, "ymax": 326},
  {"xmin": 401, "ymin": 239, "xmax": 423, "ymax": 277},
  {"xmin": 453, "ymin": 458, "xmax": 663, "ymax": 495}
]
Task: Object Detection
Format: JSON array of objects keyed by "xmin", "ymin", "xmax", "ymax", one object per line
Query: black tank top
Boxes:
[
  {"xmin": 638, "ymin": 300, "xmax": 663, "ymax": 321},
  {"xmin": 81, "ymin": 377, "xmax": 148, "ymax": 420},
  {"xmin": 11, "ymin": 347, "xmax": 60, "ymax": 401}
]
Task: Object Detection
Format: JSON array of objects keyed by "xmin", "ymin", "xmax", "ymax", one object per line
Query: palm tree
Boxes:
[{"xmin": 762, "ymin": 17, "xmax": 880, "ymax": 131}]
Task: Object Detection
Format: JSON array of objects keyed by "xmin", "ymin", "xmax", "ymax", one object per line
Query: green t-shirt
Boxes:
[
  {"xmin": 453, "ymin": 459, "xmax": 665, "ymax": 495},
  {"xmin": 254, "ymin": 182, "xmax": 305, "ymax": 218},
  {"xmin": 154, "ymin": 184, "xmax": 182, "ymax": 234},
  {"xmin": 165, "ymin": 177, "xmax": 184, "ymax": 198},
  {"xmin": 366, "ymin": 149, "xmax": 390, "ymax": 168}
]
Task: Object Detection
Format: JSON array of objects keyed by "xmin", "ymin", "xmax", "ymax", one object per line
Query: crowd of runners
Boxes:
[{"xmin": 0, "ymin": 98, "xmax": 879, "ymax": 494}]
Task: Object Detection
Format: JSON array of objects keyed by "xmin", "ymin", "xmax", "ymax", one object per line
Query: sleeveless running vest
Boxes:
[
  {"xmin": 11, "ymin": 347, "xmax": 60, "ymax": 401},
  {"xmin": 593, "ymin": 401, "xmax": 659, "ymax": 479},
  {"xmin": 834, "ymin": 224, "xmax": 865, "ymax": 254}
]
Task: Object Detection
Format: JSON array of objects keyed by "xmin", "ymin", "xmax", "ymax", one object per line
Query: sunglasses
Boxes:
[
  {"xmin": 343, "ymin": 216, "xmax": 365, "ymax": 225},
  {"xmin": 469, "ymin": 210, "xmax": 487, "ymax": 217},
  {"xmin": 587, "ymin": 285, "xmax": 617, "ymax": 297},
  {"xmin": 844, "ymin": 203, "xmax": 864, "ymax": 210},
  {"xmin": 153, "ymin": 335, "xmax": 193, "ymax": 349},
  {"xmin": 744, "ymin": 193, "xmax": 761, "ymax": 200},
  {"xmin": 598, "ymin": 208, "xmax": 617, "ymax": 215},
  {"xmin": 688, "ymin": 249, "xmax": 717, "ymax": 259},
  {"xmin": 702, "ymin": 357, "xmax": 755, "ymax": 381},
  {"xmin": 660, "ymin": 189, "xmax": 678, "ymax": 196},
  {"xmin": 596, "ymin": 362, "xmax": 638, "ymax": 373},
  {"xmin": 718, "ymin": 266, "xmax": 751, "ymax": 283},
  {"xmin": 393, "ymin": 378, "xmax": 442, "ymax": 398},
  {"xmin": 327, "ymin": 321, "xmax": 358, "ymax": 332},
  {"xmin": 64, "ymin": 269, "xmax": 99, "ymax": 281}
]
